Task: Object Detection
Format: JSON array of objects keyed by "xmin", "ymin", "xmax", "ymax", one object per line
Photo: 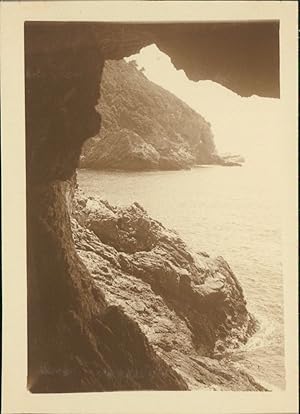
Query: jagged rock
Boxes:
[
  {"xmin": 71, "ymin": 188, "xmax": 265, "ymax": 391},
  {"xmin": 219, "ymin": 153, "xmax": 245, "ymax": 167}
]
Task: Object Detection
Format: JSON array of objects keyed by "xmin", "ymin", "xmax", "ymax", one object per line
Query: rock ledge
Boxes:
[{"xmin": 70, "ymin": 188, "xmax": 265, "ymax": 391}]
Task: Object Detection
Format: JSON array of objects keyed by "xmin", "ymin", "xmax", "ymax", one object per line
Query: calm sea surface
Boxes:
[{"xmin": 77, "ymin": 164, "xmax": 285, "ymax": 390}]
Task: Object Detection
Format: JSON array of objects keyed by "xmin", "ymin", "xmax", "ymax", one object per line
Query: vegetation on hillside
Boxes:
[{"xmin": 80, "ymin": 59, "xmax": 222, "ymax": 170}]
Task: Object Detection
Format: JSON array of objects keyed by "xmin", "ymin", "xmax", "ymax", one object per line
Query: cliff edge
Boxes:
[{"xmin": 80, "ymin": 59, "xmax": 234, "ymax": 171}]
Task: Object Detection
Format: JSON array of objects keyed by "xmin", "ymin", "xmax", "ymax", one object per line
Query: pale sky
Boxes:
[{"xmin": 125, "ymin": 44, "xmax": 283, "ymax": 167}]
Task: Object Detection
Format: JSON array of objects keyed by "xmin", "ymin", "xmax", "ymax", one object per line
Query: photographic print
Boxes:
[
  {"xmin": 25, "ymin": 19, "xmax": 285, "ymax": 393},
  {"xmin": 1, "ymin": 2, "xmax": 298, "ymax": 414}
]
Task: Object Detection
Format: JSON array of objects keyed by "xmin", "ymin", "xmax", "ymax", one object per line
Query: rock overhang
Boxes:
[{"xmin": 25, "ymin": 20, "xmax": 280, "ymax": 98}]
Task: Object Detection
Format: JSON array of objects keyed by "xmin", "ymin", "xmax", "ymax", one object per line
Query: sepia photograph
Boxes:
[{"xmin": 1, "ymin": 2, "xmax": 298, "ymax": 414}]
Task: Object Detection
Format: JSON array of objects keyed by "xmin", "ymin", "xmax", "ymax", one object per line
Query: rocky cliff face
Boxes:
[
  {"xmin": 69, "ymin": 185, "xmax": 265, "ymax": 391},
  {"xmin": 80, "ymin": 59, "xmax": 222, "ymax": 171}
]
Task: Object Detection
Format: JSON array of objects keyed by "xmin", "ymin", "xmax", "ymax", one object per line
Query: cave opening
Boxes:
[{"xmin": 25, "ymin": 21, "xmax": 282, "ymax": 393}]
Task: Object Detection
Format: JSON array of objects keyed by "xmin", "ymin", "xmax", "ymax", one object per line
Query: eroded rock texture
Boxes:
[
  {"xmin": 70, "ymin": 188, "xmax": 264, "ymax": 390},
  {"xmin": 26, "ymin": 32, "xmax": 187, "ymax": 393},
  {"xmin": 25, "ymin": 21, "xmax": 279, "ymax": 392}
]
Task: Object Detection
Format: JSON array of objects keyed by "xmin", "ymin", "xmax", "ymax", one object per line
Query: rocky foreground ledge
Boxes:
[{"xmin": 70, "ymin": 188, "xmax": 266, "ymax": 391}]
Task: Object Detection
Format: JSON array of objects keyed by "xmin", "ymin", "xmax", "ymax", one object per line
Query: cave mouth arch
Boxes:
[
  {"xmin": 25, "ymin": 21, "xmax": 280, "ymax": 393},
  {"xmin": 25, "ymin": 21, "xmax": 280, "ymax": 183}
]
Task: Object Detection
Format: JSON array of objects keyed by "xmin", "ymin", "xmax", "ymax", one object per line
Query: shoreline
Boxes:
[{"xmin": 75, "ymin": 166, "xmax": 285, "ymax": 391}]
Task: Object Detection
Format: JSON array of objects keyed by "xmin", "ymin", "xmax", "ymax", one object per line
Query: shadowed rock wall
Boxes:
[{"xmin": 25, "ymin": 21, "xmax": 279, "ymax": 392}]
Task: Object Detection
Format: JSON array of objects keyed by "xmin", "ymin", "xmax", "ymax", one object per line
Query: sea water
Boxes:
[{"xmin": 77, "ymin": 163, "xmax": 285, "ymax": 389}]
